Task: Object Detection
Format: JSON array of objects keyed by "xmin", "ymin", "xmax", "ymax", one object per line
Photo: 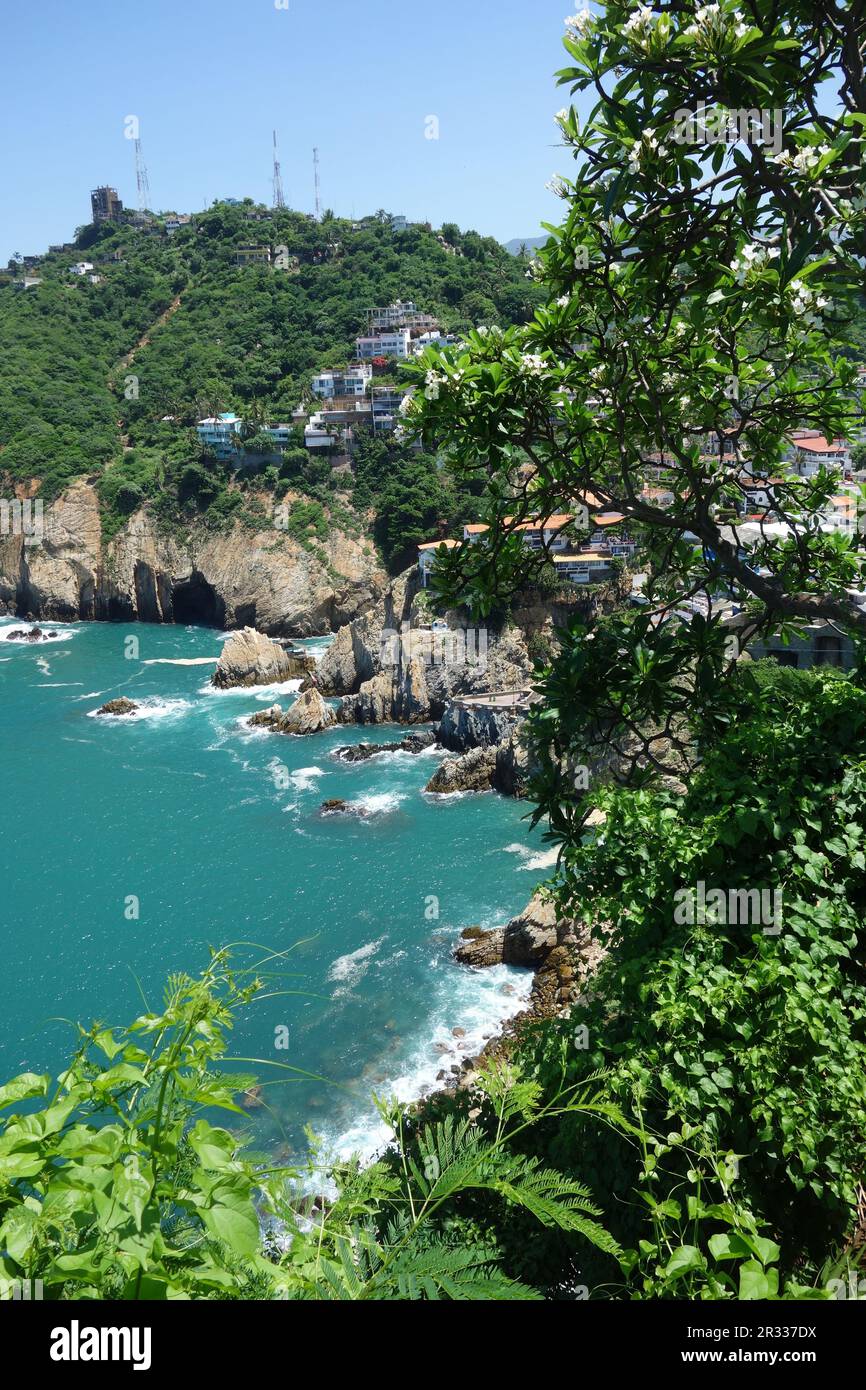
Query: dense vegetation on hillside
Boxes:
[{"xmin": 0, "ymin": 204, "xmax": 539, "ymax": 553}]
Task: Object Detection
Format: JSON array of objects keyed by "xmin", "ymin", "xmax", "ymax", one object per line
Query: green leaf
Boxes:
[{"xmin": 0, "ymin": 1073, "xmax": 50, "ymax": 1111}]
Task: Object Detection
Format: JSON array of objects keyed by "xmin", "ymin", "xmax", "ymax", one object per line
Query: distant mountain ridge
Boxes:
[{"xmin": 503, "ymin": 235, "xmax": 549, "ymax": 256}]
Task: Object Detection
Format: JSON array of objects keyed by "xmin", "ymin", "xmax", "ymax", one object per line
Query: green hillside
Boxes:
[{"xmin": 0, "ymin": 205, "xmax": 541, "ymax": 558}]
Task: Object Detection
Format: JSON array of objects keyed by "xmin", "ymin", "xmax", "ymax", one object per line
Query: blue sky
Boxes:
[{"xmin": 0, "ymin": 0, "xmax": 576, "ymax": 264}]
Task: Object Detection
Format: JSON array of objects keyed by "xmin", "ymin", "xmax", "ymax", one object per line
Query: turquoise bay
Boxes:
[{"xmin": 0, "ymin": 617, "xmax": 548, "ymax": 1161}]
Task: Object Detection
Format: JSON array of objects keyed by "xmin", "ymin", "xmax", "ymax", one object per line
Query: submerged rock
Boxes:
[
  {"xmin": 212, "ymin": 626, "xmax": 314, "ymax": 689},
  {"xmin": 96, "ymin": 697, "xmax": 139, "ymax": 717},
  {"xmin": 248, "ymin": 687, "xmax": 337, "ymax": 736}
]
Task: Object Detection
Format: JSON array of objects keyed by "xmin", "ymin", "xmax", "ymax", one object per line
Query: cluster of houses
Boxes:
[
  {"xmin": 195, "ymin": 299, "xmax": 455, "ymax": 458},
  {"xmin": 417, "ymin": 416, "xmax": 865, "ymax": 598},
  {"xmin": 419, "ymin": 503, "xmax": 640, "ymax": 590}
]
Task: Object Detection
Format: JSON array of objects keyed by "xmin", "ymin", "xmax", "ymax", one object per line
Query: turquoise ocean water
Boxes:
[{"xmin": 0, "ymin": 617, "xmax": 550, "ymax": 1164}]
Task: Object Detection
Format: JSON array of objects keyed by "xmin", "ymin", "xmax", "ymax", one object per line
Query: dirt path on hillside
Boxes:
[{"xmin": 114, "ymin": 293, "xmax": 183, "ymax": 376}]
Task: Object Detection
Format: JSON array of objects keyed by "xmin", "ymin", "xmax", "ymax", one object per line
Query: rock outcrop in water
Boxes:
[
  {"xmin": 425, "ymin": 724, "xmax": 532, "ymax": 797},
  {"xmin": 454, "ymin": 892, "xmax": 607, "ymax": 1021},
  {"xmin": 5, "ymin": 626, "xmax": 58, "ymax": 642},
  {"xmin": 0, "ymin": 481, "xmax": 384, "ymax": 635},
  {"xmin": 96, "ymin": 697, "xmax": 139, "ymax": 716},
  {"xmin": 336, "ymin": 732, "xmax": 436, "ymax": 761},
  {"xmin": 425, "ymin": 746, "xmax": 498, "ymax": 794},
  {"xmin": 248, "ymin": 689, "xmax": 337, "ymax": 736},
  {"xmin": 212, "ymin": 627, "xmax": 314, "ymax": 689}
]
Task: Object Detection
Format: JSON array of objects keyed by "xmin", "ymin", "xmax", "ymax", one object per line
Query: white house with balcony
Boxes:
[
  {"xmin": 787, "ymin": 433, "xmax": 852, "ymax": 477},
  {"xmin": 69, "ymin": 261, "xmax": 95, "ymax": 276},
  {"xmin": 355, "ymin": 329, "xmax": 412, "ymax": 360},
  {"xmin": 261, "ymin": 424, "xmax": 294, "ymax": 449},
  {"xmin": 417, "ymin": 538, "xmax": 460, "ymax": 586},
  {"xmin": 412, "ymin": 330, "xmax": 455, "ymax": 354},
  {"xmin": 368, "ymin": 301, "xmax": 439, "ymax": 333},
  {"xmin": 196, "ymin": 413, "xmax": 243, "ymax": 459},
  {"xmin": 553, "ymin": 552, "xmax": 613, "ymax": 584},
  {"xmin": 371, "ymin": 387, "xmax": 411, "ymax": 434},
  {"xmin": 311, "ymin": 364, "xmax": 372, "ymax": 399},
  {"xmin": 462, "ymin": 515, "xmax": 580, "ymax": 550}
]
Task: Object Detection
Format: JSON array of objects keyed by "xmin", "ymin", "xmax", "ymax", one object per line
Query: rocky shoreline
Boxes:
[{"xmin": 427, "ymin": 891, "xmax": 606, "ymax": 1100}]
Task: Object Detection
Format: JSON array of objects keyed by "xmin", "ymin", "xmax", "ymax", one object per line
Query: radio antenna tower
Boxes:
[
  {"xmin": 272, "ymin": 130, "xmax": 286, "ymax": 210},
  {"xmin": 134, "ymin": 138, "xmax": 151, "ymax": 212},
  {"xmin": 313, "ymin": 147, "xmax": 321, "ymax": 220}
]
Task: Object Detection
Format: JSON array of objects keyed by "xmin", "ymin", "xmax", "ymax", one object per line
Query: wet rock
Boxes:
[
  {"xmin": 248, "ymin": 687, "xmax": 337, "ymax": 736},
  {"xmin": 212, "ymin": 626, "xmax": 314, "ymax": 689},
  {"xmin": 425, "ymin": 745, "xmax": 497, "ymax": 794},
  {"xmin": 96, "ymin": 697, "xmax": 138, "ymax": 716},
  {"xmin": 336, "ymin": 731, "xmax": 436, "ymax": 761}
]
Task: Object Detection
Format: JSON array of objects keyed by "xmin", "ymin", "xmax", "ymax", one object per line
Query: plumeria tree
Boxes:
[{"xmin": 404, "ymin": 0, "xmax": 865, "ymax": 789}]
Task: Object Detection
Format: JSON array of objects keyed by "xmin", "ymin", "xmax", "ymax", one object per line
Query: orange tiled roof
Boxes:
[
  {"xmin": 795, "ymin": 436, "xmax": 847, "ymax": 453},
  {"xmin": 418, "ymin": 538, "xmax": 460, "ymax": 551}
]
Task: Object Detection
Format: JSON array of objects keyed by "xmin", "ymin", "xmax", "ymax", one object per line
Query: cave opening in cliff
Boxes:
[{"xmin": 170, "ymin": 573, "xmax": 226, "ymax": 629}]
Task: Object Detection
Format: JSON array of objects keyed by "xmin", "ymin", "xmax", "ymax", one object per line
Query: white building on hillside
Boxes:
[
  {"xmin": 311, "ymin": 364, "xmax": 372, "ymax": 399},
  {"xmin": 196, "ymin": 413, "xmax": 242, "ymax": 459},
  {"xmin": 355, "ymin": 329, "xmax": 412, "ymax": 360}
]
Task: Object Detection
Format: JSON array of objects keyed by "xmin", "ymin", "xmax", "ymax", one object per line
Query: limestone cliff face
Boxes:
[{"xmin": 0, "ymin": 482, "xmax": 384, "ymax": 635}]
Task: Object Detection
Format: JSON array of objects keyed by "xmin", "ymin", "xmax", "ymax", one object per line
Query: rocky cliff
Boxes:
[
  {"xmin": 0, "ymin": 480, "xmax": 384, "ymax": 636},
  {"xmin": 317, "ymin": 567, "xmax": 535, "ymax": 724},
  {"xmin": 212, "ymin": 627, "xmax": 314, "ymax": 689},
  {"xmin": 454, "ymin": 892, "xmax": 607, "ymax": 1022}
]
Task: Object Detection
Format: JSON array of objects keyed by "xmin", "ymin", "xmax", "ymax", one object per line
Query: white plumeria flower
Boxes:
[
  {"xmin": 556, "ymin": 294, "xmax": 571, "ymax": 308},
  {"xmin": 520, "ymin": 353, "xmax": 547, "ymax": 376},
  {"xmin": 564, "ymin": 9, "xmax": 593, "ymax": 38}
]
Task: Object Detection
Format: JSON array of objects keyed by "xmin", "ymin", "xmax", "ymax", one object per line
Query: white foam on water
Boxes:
[
  {"xmin": 518, "ymin": 846, "xmax": 559, "ymax": 871},
  {"xmin": 142, "ymin": 657, "xmax": 219, "ymax": 667},
  {"xmin": 327, "ymin": 936, "xmax": 387, "ymax": 992},
  {"xmin": 317, "ymin": 958, "xmax": 534, "ymax": 1166},
  {"xmin": 86, "ymin": 696, "xmax": 191, "ymax": 723},
  {"xmin": 197, "ymin": 678, "xmax": 304, "ymax": 699},
  {"xmin": 233, "ymin": 716, "xmax": 272, "ymax": 741},
  {"xmin": 502, "ymin": 841, "xmax": 559, "ymax": 871},
  {"xmin": 37, "ymin": 683, "xmax": 83, "ymax": 688},
  {"xmin": 289, "ymin": 766, "xmax": 325, "ymax": 792},
  {"xmin": 352, "ymin": 790, "xmax": 407, "ymax": 816}
]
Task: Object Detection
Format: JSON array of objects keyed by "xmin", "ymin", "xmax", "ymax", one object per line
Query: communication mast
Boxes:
[
  {"xmin": 313, "ymin": 147, "xmax": 321, "ymax": 220},
  {"xmin": 272, "ymin": 130, "xmax": 286, "ymax": 210},
  {"xmin": 134, "ymin": 139, "xmax": 151, "ymax": 212}
]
